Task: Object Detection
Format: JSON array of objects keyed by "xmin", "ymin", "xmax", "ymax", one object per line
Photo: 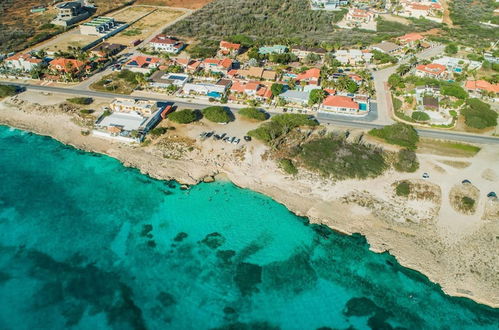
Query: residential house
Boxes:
[
  {"xmin": 320, "ymin": 95, "xmax": 370, "ymax": 115},
  {"xmin": 90, "ymin": 43, "xmax": 124, "ymax": 57},
  {"xmin": 397, "ymin": 32, "xmax": 425, "ymax": 47},
  {"xmin": 258, "ymin": 45, "xmax": 287, "ymax": 55},
  {"xmin": 202, "ymin": 58, "xmax": 234, "ymax": 74},
  {"xmin": 310, "ymin": 0, "xmax": 349, "ymax": 10},
  {"xmin": 149, "ymin": 71, "xmax": 189, "ymax": 89},
  {"xmin": 256, "ymin": 85, "xmax": 273, "ymax": 101},
  {"xmin": 110, "ymin": 98, "xmax": 159, "ymax": 116},
  {"xmin": 296, "ymin": 68, "xmax": 321, "ymax": 85},
  {"xmin": 279, "ymin": 90, "xmax": 310, "ymax": 105},
  {"xmin": 149, "ymin": 35, "xmax": 185, "ymax": 54},
  {"xmin": 465, "ymin": 80, "xmax": 499, "ymax": 96},
  {"xmin": 370, "ymin": 41, "xmax": 401, "ymax": 54},
  {"xmin": 398, "ymin": 1, "xmax": 443, "ymax": 23},
  {"xmin": 182, "ymin": 82, "xmax": 228, "ymax": 97},
  {"xmin": 52, "ymin": 1, "xmax": 90, "ymax": 27},
  {"xmin": 432, "ymin": 56, "xmax": 482, "ymax": 73},
  {"xmin": 345, "ymin": 8, "xmax": 376, "ymax": 25},
  {"xmin": 3, "ymin": 53, "xmax": 43, "ymax": 72},
  {"xmin": 484, "ymin": 53, "xmax": 499, "ymax": 64},
  {"xmin": 230, "ymin": 80, "xmax": 261, "ymax": 97},
  {"xmin": 334, "ymin": 49, "xmax": 373, "ymax": 65},
  {"xmin": 49, "ymin": 58, "xmax": 87, "ymax": 77},
  {"xmin": 124, "ymin": 56, "xmax": 162, "ymax": 73},
  {"xmin": 415, "ymin": 63, "xmax": 448, "ymax": 79},
  {"xmin": 219, "ymin": 41, "xmax": 241, "ymax": 56},
  {"xmin": 172, "ymin": 58, "xmax": 202, "ymax": 73},
  {"xmin": 236, "ymin": 66, "xmax": 278, "ymax": 81},
  {"xmin": 290, "ymin": 46, "xmax": 327, "ymax": 60}
]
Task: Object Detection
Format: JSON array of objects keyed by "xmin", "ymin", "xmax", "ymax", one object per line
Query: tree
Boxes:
[
  {"xmin": 388, "ymin": 74, "xmax": 403, "ymax": 89},
  {"xmin": 411, "ymin": 111, "xmax": 430, "ymax": 121},
  {"xmin": 0, "ymin": 85, "xmax": 17, "ymax": 98},
  {"xmin": 461, "ymin": 98, "xmax": 498, "ymax": 129},
  {"xmin": 238, "ymin": 107, "xmax": 267, "ymax": 121},
  {"xmin": 305, "ymin": 53, "xmax": 321, "ymax": 64},
  {"xmin": 394, "ymin": 149, "xmax": 419, "ymax": 172},
  {"xmin": 444, "ymin": 43, "xmax": 458, "ymax": 55},
  {"xmin": 202, "ymin": 106, "xmax": 232, "ymax": 123},
  {"xmin": 308, "ymin": 89, "xmax": 326, "ymax": 105},
  {"xmin": 270, "ymin": 83, "xmax": 284, "ymax": 97},
  {"xmin": 441, "ymin": 85, "xmax": 468, "ymax": 99},
  {"xmin": 168, "ymin": 109, "xmax": 197, "ymax": 124},
  {"xmin": 369, "ymin": 123, "xmax": 419, "ymax": 150}
]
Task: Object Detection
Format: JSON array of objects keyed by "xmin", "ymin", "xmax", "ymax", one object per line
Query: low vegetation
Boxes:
[
  {"xmin": 67, "ymin": 97, "xmax": 93, "ymax": 105},
  {"xmin": 238, "ymin": 107, "xmax": 268, "ymax": 121},
  {"xmin": 369, "ymin": 123, "xmax": 419, "ymax": 150},
  {"xmin": 411, "ymin": 111, "xmax": 430, "ymax": 122},
  {"xmin": 202, "ymin": 106, "xmax": 232, "ymax": 123},
  {"xmin": 150, "ymin": 127, "xmax": 168, "ymax": 136},
  {"xmin": 0, "ymin": 85, "xmax": 18, "ymax": 98},
  {"xmin": 461, "ymin": 98, "xmax": 498, "ymax": 129},
  {"xmin": 91, "ymin": 70, "xmax": 145, "ymax": 94},
  {"xmin": 278, "ymin": 158, "xmax": 298, "ymax": 175},
  {"xmin": 299, "ymin": 137, "xmax": 387, "ymax": 179},
  {"xmin": 417, "ymin": 139, "xmax": 481, "ymax": 157},
  {"xmin": 393, "ymin": 149, "xmax": 419, "ymax": 173},
  {"xmin": 168, "ymin": 109, "xmax": 198, "ymax": 124},
  {"xmin": 396, "ymin": 181, "xmax": 411, "ymax": 197},
  {"xmin": 248, "ymin": 114, "xmax": 318, "ymax": 144}
]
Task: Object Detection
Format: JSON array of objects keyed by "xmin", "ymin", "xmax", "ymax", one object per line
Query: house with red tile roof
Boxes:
[
  {"xmin": 149, "ymin": 35, "xmax": 185, "ymax": 54},
  {"xmin": 397, "ymin": 32, "xmax": 425, "ymax": 47},
  {"xmin": 49, "ymin": 58, "xmax": 86, "ymax": 74},
  {"xmin": 203, "ymin": 58, "xmax": 234, "ymax": 73},
  {"xmin": 415, "ymin": 63, "xmax": 448, "ymax": 79},
  {"xmin": 230, "ymin": 80, "xmax": 261, "ymax": 97},
  {"xmin": 256, "ymin": 86, "xmax": 273, "ymax": 101},
  {"xmin": 398, "ymin": 0, "xmax": 443, "ymax": 23},
  {"xmin": 124, "ymin": 56, "xmax": 162, "ymax": 73},
  {"xmin": 4, "ymin": 53, "xmax": 43, "ymax": 72},
  {"xmin": 219, "ymin": 41, "xmax": 241, "ymax": 56},
  {"xmin": 320, "ymin": 94, "xmax": 370, "ymax": 115},
  {"xmin": 296, "ymin": 68, "xmax": 321, "ymax": 85},
  {"xmin": 465, "ymin": 80, "xmax": 499, "ymax": 95}
]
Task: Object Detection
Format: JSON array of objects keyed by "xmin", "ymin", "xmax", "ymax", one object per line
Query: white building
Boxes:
[
  {"xmin": 3, "ymin": 53, "xmax": 43, "ymax": 72},
  {"xmin": 149, "ymin": 72, "xmax": 189, "ymax": 89},
  {"xmin": 182, "ymin": 83, "xmax": 227, "ymax": 96},
  {"xmin": 432, "ymin": 56, "xmax": 482, "ymax": 72},
  {"xmin": 334, "ymin": 49, "xmax": 373, "ymax": 65},
  {"xmin": 80, "ymin": 17, "xmax": 117, "ymax": 36},
  {"xmin": 310, "ymin": 0, "xmax": 348, "ymax": 10},
  {"xmin": 320, "ymin": 94, "xmax": 370, "ymax": 115},
  {"xmin": 149, "ymin": 35, "xmax": 185, "ymax": 54},
  {"xmin": 109, "ymin": 98, "xmax": 158, "ymax": 116}
]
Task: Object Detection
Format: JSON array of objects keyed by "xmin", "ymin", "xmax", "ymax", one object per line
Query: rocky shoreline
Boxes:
[{"xmin": 1, "ymin": 96, "xmax": 498, "ymax": 308}]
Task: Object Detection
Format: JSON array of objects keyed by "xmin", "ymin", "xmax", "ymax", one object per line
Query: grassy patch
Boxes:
[
  {"xmin": 238, "ymin": 107, "xmax": 268, "ymax": 121},
  {"xmin": 396, "ymin": 181, "xmax": 411, "ymax": 197},
  {"xmin": 369, "ymin": 123, "xmax": 419, "ymax": 150},
  {"xmin": 90, "ymin": 71, "xmax": 143, "ymax": 95},
  {"xmin": 278, "ymin": 158, "xmax": 298, "ymax": 175},
  {"xmin": 67, "ymin": 97, "xmax": 93, "ymax": 105},
  {"xmin": 248, "ymin": 114, "xmax": 318, "ymax": 144},
  {"xmin": 417, "ymin": 139, "xmax": 481, "ymax": 157},
  {"xmin": 122, "ymin": 28, "xmax": 142, "ymax": 36}
]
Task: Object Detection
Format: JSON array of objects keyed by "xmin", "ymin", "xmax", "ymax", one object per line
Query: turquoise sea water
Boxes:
[{"xmin": 0, "ymin": 125, "xmax": 498, "ymax": 330}]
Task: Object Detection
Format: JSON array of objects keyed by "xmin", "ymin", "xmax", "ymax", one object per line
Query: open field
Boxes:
[
  {"xmin": 135, "ymin": 0, "xmax": 214, "ymax": 9},
  {"xmin": 106, "ymin": 6, "xmax": 185, "ymax": 45},
  {"xmin": 43, "ymin": 32, "xmax": 99, "ymax": 53},
  {"xmin": 417, "ymin": 139, "xmax": 481, "ymax": 157}
]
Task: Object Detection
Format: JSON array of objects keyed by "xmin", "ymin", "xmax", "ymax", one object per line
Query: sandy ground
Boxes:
[
  {"xmin": 135, "ymin": 0, "xmax": 214, "ymax": 9},
  {"xmin": 0, "ymin": 91, "xmax": 498, "ymax": 308}
]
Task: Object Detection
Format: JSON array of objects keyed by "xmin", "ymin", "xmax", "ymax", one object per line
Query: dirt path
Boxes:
[{"xmin": 440, "ymin": 0, "xmax": 454, "ymax": 27}]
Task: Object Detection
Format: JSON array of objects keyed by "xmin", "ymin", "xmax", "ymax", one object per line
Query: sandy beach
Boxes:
[{"xmin": 0, "ymin": 92, "xmax": 498, "ymax": 308}]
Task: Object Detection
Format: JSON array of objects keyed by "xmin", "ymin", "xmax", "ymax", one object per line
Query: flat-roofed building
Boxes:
[
  {"xmin": 110, "ymin": 98, "xmax": 158, "ymax": 116},
  {"xmin": 80, "ymin": 17, "xmax": 117, "ymax": 36}
]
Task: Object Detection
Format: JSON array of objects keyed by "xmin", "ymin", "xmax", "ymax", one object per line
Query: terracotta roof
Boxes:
[
  {"xmin": 6, "ymin": 53, "xmax": 42, "ymax": 64},
  {"xmin": 410, "ymin": 4, "xmax": 430, "ymax": 10},
  {"xmin": 150, "ymin": 34, "xmax": 181, "ymax": 46},
  {"xmin": 256, "ymin": 86, "xmax": 272, "ymax": 98},
  {"xmin": 219, "ymin": 40, "xmax": 241, "ymax": 51},
  {"xmin": 416, "ymin": 63, "xmax": 446, "ymax": 75},
  {"xmin": 230, "ymin": 80, "xmax": 246, "ymax": 93},
  {"xmin": 245, "ymin": 81, "xmax": 260, "ymax": 91},
  {"xmin": 261, "ymin": 70, "xmax": 277, "ymax": 80},
  {"xmin": 465, "ymin": 80, "xmax": 499, "ymax": 93},
  {"xmin": 322, "ymin": 95, "xmax": 359, "ymax": 109},
  {"xmin": 349, "ymin": 74, "xmax": 363, "ymax": 82},
  {"xmin": 398, "ymin": 32, "xmax": 425, "ymax": 43},
  {"xmin": 125, "ymin": 56, "xmax": 161, "ymax": 68},
  {"xmin": 49, "ymin": 58, "xmax": 85, "ymax": 72},
  {"xmin": 296, "ymin": 68, "xmax": 321, "ymax": 81},
  {"xmin": 220, "ymin": 58, "xmax": 233, "ymax": 69},
  {"xmin": 324, "ymin": 88, "xmax": 336, "ymax": 95}
]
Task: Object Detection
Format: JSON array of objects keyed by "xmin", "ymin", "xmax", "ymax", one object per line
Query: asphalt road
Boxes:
[{"xmin": 3, "ymin": 82, "xmax": 498, "ymax": 145}]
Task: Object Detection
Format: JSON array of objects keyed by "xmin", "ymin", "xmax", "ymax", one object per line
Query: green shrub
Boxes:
[
  {"xmin": 396, "ymin": 181, "xmax": 411, "ymax": 197},
  {"xmin": 150, "ymin": 127, "xmax": 168, "ymax": 136},
  {"xmin": 369, "ymin": 123, "xmax": 419, "ymax": 150},
  {"xmin": 67, "ymin": 97, "xmax": 93, "ymax": 105},
  {"xmin": 461, "ymin": 196, "xmax": 475, "ymax": 211},
  {"xmin": 0, "ymin": 85, "xmax": 17, "ymax": 98},
  {"xmin": 441, "ymin": 85, "xmax": 468, "ymax": 99},
  {"xmin": 411, "ymin": 111, "xmax": 430, "ymax": 121},
  {"xmin": 461, "ymin": 98, "xmax": 497, "ymax": 129},
  {"xmin": 79, "ymin": 109, "xmax": 93, "ymax": 115},
  {"xmin": 278, "ymin": 158, "xmax": 298, "ymax": 175},
  {"xmin": 300, "ymin": 138, "xmax": 387, "ymax": 179},
  {"xmin": 248, "ymin": 114, "xmax": 318, "ymax": 143},
  {"xmin": 392, "ymin": 97, "xmax": 403, "ymax": 111},
  {"xmin": 238, "ymin": 107, "xmax": 267, "ymax": 121},
  {"xmin": 117, "ymin": 70, "xmax": 143, "ymax": 83},
  {"xmin": 168, "ymin": 109, "xmax": 197, "ymax": 124},
  {"xmin": 202, "ymin": 106, "xmax": 232, "ymax": 123},
  {"xmin": 394, "ymin": 149, "xmax": 419, "ymax": 173}
]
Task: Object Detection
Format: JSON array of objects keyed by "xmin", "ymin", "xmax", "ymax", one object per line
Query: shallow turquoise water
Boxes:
[{"xmin": 0, "ymin": 125, "xmax": 497, "ymax": 330}]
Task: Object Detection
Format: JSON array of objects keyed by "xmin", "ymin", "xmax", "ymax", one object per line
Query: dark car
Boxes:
[
  {"xmin": 487, "ymin": 192, "xmax": 497, "ymax": 198},
  {"xmin": 244, "ymin": 136, "xmax": 252, "ymax": 142},
  {"xmin": 462, "ymin": 179, "xmax": 471, "ymax": 184}
]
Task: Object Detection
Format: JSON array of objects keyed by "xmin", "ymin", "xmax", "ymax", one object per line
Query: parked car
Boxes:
[
  {"xmin": 422, "ymin": 173, "xmax": 430, "ymax": 179},
  {"xmin": 244, "ymin": 136, "xmax": 251, "ymax": 142}
]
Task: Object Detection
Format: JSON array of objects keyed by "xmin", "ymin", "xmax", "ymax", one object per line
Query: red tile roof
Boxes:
[
  {"xmin": 49, "ymin": 58, "xmax": 85, "ymax": 72},
  {"xmin": 322, "ymin": 95, "xmax": 359, "ymax": 109},
  {"xmin": 125, "ymin": 56, "xmax": 161, "ymax": 68},
  {"xmin": 296, "ymin": 68, "xmax": 321, "ymax": 81},
  {"xmin": 256, "ymin": 86, "xmax": 272, "ymax": 98},
  {"xmin": 220, "ymin": 58, "xmax": 233, "ymax": 69},
  {"xmin": 230, "ymin": 80, "xmax": 246, "ymax": 93},
  {"xmin": 416, "ymin": 63, "xmax": 446, "ymax": 76},
  {"xmin": 398, "ymin": 32, "xmax": 425, "ymax": 43},
  {"xmin": 6, "ymin": 53, "xmax": 42, "ymax": 64},
  {"xmin": 465, "ymin": 80, "xmax": 499, "ymax": 93},
  {"xmin": 220, "ymin": 40, "xmax": 241, "ymax": 51},
  {"xmin": 150, "ymin": 34, "xmax": 181, "ymax": 46}
]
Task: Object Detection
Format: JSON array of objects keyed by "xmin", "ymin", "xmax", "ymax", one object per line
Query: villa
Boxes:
[
  {"xmin": 230, "ymin": 80, "xmax": 261, "ymax": 97},
  {"xmin": 236, "ymin": 67, "xmax": 278, "ymax": 81},
  {"xmin": 334, "ymin": 49, "xmax": 373, "ymax": 65},
  {"xmin": 279, "ymin": 90, "xmax": 310, "ymax": 105},
  {"xmin": 296, "ymin": 68, "xmax": 321, "ymax": 85},
  {"xmin": 465, "ymin": 80, "xmax": 499, "ymax": 96},
  {"xmin": 432, "ymin": 56, "xmax": 482, "ymax": 73},
  {"xmin": 397, "ymin": 33, "xmax": 425, "ymax": 47},
  {"xmin": 124, "ymin": 56, "xmax": 162, "ymax": 73},
  {"xmin": 320, "ymin": 94, "xmax": 370, "ymax": 115},
  {"xmin": 258, "ymin": 45, "xmax": 288, "ymax": 55},
  {"xmin": 3, "ymin": 53, "xmax": 43, "ymax": 72},
  {"xmin": 310, "ymin": 0, "xmax": 349, "ymax": 11},
  {"xmin": 109, "ymin": 98, "xmax": 159, "ymax": 116},
  {"xmin": 219, "ymin": 41, "xmax": 242, "ymax": 56},
  {"xmin": 48, "ymin": 58, "xmax": 88, "ymax": 77},
  {"xmin": 51, "ymin": 1, "xmax": 91, "ymax": 27},
  {"xmin": 90, "ymin": 43, "xmax": 124, "ymax": 57},
  {"xmin": 290, "ymin": 46, "xmax": 327, "ymax": 59},
  {"xmin": 149, "ymin": 35, "xmax": 185, "ymax": 54},
  {"xmin": 149, "ymin": 72, "xmax": 190, "ymax": 89},
  {"xmin": 415, "ymin": 63, "xmax": 448, "ymax": 79},
  {"xmin": 182, "ymin": 82, "xmax": 228, "ymax": 98},
  {"xmin": 370, "ymin": 41, "xmax": 402, "ymax": 54},
  {"xmin": 202, "ymin": 58, "xmax": 234, "ymax": 73}
]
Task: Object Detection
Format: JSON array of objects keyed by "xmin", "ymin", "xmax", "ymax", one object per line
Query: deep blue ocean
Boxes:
[{"xmin": 0, "ymin": 125, "xmax": 497, "ymax": 330}]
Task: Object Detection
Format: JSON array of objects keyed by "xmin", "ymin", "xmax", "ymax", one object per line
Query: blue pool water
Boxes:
[{"xmin": 0, "ymin": 125, "xmax": 498, "ymax": 330}]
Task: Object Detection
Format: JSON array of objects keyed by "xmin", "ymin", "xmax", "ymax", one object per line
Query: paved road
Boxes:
[{"xmin": 3, "ymin": 82, "xmax": 498, "ymax": 145}]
